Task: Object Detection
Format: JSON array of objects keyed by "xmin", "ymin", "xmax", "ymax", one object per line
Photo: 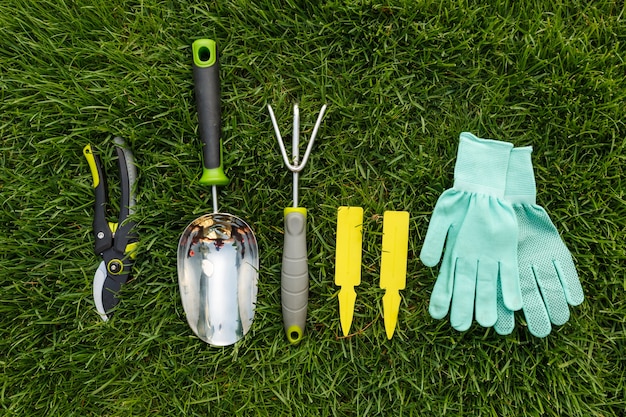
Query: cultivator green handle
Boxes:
[{"xmin": 281, "ymin": 207, "xmax": 308, "ymax": 344}]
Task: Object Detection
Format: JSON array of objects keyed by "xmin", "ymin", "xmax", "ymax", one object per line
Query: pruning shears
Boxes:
[{"xmin": 83, "ymin": 137, "xmax": 138, "ymax": 321}]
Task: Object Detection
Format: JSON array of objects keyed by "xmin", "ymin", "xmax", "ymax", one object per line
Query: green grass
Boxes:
[{"xmin": 1, "ymin": 0, "xmax": 625, "ymax": 415}]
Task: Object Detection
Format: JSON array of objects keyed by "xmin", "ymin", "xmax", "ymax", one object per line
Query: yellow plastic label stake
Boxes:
[
  {"xmin": 380, "ymin": 211, "xmax": 410, "ymax": 340},
  {"xmin": 335, "ymin": 206, "xmax": 364, "ymax": 336}
]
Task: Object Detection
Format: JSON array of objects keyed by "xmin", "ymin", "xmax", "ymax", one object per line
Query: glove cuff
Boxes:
[
  {"xmin": 504, "ymin": 146, "xmax": 537, "ymax": 204},
  {"xmin": 453, "ymin": 132, "xmax": 513, "ymax": 197}
]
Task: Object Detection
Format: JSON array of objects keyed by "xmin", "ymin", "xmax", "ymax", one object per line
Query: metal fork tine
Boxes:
[
  {"xmin": 268, "ymin": 104, "xmax": 327, "ymax": 173},
  {"xmin": 297, "ymin": 104, "xmax": 327, "ymax": 170},
  {"xmin": 292, "ymin": 104, "xmax": 299, "ymax": 165},
  {"xmin": 268, "ymin": 105, "xmax": 293, "ymax": 170},
  {"xmin": 268, "ymin": 103, "xmax": 327, "ymax": 207}
]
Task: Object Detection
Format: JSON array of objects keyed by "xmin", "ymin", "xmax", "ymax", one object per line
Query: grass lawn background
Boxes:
[{"xmin": 1, "ymin": 0, "xmax": 624, "ymax": 416}]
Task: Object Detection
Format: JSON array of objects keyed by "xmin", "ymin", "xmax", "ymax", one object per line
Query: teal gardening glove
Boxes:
[
  {"xmin": 421, "ymin": 132, "xmax": 522, "ymax": 331},
  {"xmin": 495, "ymin": 147, "xmax": 584, "ymax": 337}
]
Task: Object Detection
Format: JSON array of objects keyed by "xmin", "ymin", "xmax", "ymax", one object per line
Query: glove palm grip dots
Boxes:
[{"xmin": 494, "ymin": 147, "xmax": 584, "ymax": 337}]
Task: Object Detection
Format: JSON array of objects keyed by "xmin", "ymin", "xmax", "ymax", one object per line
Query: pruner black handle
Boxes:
[
  {"xmin": 192, "ymin": 39, "xmax": 229, "ymax": 187},
  {"xmin": 112, "ymin": 137, "xmax": 137, "ymax": 254},
  {"xmin": 83, "ymin": 144, "xmax": 112, "ymax": 255}
]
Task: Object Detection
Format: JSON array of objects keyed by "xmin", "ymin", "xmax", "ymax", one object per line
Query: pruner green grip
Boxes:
[
  {"xmin": 83, "ymin": 144, "xmax": 111, "ymax": 255},
  {"xmin": 83, "ymin": 144, "xmax": 100, "ymax": 188},
  {"xmin": 281, "ymin": 207, "xmax": 308, "ymax": 344}
]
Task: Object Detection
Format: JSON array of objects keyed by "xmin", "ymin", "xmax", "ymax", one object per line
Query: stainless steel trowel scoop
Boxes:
[{"xmin": 177, "ymin": 39, "xmax": 259, "ymax": 347}]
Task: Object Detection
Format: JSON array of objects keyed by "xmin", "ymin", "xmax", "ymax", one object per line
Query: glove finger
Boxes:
[
  {"xmin": 554, "ymin": 258, "xmax": 584, "ymax": 306},
  {"xmin": 521, "ymin": 265, "xmax": 552, "ymax": 337},
  {"xmin": 533, "ymin": 264, "xmax": 570, "ymax": 326},
  {"xmin": 499, "ymin": 258, "xmax": 522, "ymax": 311},
  {"xmin": 450, "ymin": 257, "xmax": 476, "ymax": 332},
  {"xmin": 428, "ymin": 252, "xmax": 455, "ymax": 320},
  {"xmin": 494, "ymin": 278, "xmax": 514, "ymax": 335},
  {"xmin": 475, "ymin": 259, "xmax": 498, "ymax": 327},
  {"xmin": 420, "ymin": 191, "xmax": 463, "ymax": 267}
]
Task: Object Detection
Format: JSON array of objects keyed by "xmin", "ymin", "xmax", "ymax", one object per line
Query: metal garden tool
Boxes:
[
  {"xmin": 268, "ymin": 103, "xmax": 327, "ymax": 344},
  {"xmin": 83, "ymin": 137, "xmax": 138, "ymax": 321},
  {"xmin": 335, "ymin": 206, "xmax": 364, "ymax": 336},
  {"xmin": 178, "ymin": 39, "xmax": 259, "ymax": 347},
  {"xmin": 380, "ymin": 210, "xmax": 410, "ymax": 339}
]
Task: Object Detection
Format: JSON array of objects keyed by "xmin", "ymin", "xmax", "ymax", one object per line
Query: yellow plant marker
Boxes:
[
  {"xmin": 335, "ymin": 206, "xmax": 364, "ymax": 336},
  {"xmin": 380, "ymin": 211, "xmax": 410, "ymax": 339}
]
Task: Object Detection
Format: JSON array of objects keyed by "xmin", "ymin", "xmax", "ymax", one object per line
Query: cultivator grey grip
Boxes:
[{"xmin": 281, "ymin": 208, "xmax": 309, "ymax": 344}]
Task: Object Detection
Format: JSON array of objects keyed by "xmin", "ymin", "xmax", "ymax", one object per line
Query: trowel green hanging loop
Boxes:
[{"xmin": 192, "ymin": 38, "xmax": 218, "ymax": 68}]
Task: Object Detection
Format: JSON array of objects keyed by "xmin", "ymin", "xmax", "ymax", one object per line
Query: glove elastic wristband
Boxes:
[
  {"xmin": 504, "ymin": 146, "xmax": 536, "ymax": 204},
  {"xmin": 453, "ymin": 132, "xmax": 513, "ymax": 197}
]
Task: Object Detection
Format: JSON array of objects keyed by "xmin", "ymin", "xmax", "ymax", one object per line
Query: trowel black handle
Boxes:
[{"xmin": 192, "ymin": 39, "xmax": 228, "ymax": 186}]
